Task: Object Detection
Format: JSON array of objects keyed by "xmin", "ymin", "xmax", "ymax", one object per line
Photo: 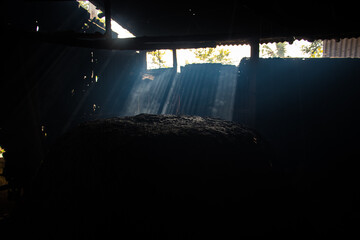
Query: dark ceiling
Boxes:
[
  {"xmin": 3, "ymin": 0, "xmax": 359, "ymax": 51},
  {"xmin": 92, "ymin": 0, "xmax": 360, "ymax": 41}
]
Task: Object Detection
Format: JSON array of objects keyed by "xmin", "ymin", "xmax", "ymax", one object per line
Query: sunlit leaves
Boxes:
[
  {"xmin": 0, "ymin": 146, "xmax": 5, "ymax": 154},
  {"xmin": 261, "ymin": 42, "xmax": 287, "ymax": 58},
  {"xmin": 301, "ymin": 40, "xmax": 323, "ymax": 58},
  {"xmin": 193, "ymin": 47, "xmax": 232, "ymax": 64},
  {"xmin": 148, "ymin": 50, "xmax": 169, "ymax": 68}
]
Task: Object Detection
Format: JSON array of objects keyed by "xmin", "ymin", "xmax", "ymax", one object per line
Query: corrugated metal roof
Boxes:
[
  {"xmin": 5, "ymin": 1, "xmax": 360, "ymax": 51},
  {"xmin": 323, "ymin": 38, "xmax": 360, "ymax": 58},
  {"xmin": 91, "ymin": 0, "xmax": 360, "ymax": 42}
]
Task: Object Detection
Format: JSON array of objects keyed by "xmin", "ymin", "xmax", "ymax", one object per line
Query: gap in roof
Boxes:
[{"xmin": 77, "ymin": 0, "xmax": 135, "ymax": 38}]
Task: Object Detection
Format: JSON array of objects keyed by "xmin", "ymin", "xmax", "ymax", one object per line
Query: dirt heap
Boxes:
[{"xmin": 19, "ymin": 114, "xmax": 274, "ymax": 239}]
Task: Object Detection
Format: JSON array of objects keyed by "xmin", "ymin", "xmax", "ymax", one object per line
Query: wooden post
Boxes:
[
  {"xmin": 249, "ymin": 38, "xmax": 259, "ymax": 127},
  {"xmin": 139, "ymin": 51, "xmax": 147, "ymax": 72},
  {"xmin": 104, "ymin": 0, "xmax": 112, "ymax": 39},
  {"xmin": 250, "ymin": 38, "xmax": 259, "ymax": 62},
  {"xmin": 172, "ymin": 49, "xmax": 178, "ymax": 72}
]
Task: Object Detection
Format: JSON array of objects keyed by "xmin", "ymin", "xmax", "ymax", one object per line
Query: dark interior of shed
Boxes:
[{"xmin": 1, "ymin": 0, "xmax": 360, "ymax": 238}]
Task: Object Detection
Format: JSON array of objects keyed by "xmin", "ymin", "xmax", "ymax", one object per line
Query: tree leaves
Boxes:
[
  {"xmin": 148, "ymin": 50, "xmax": 168, "ymax": 68},
  {"xmin": 261, "ymin": 42, "xmax": 287, "ymax": 58},
  {"xmin": 193, "ymin": 47, "xmax": 232, "ymax": 64},
  {"xmin": 301, "ymin": 40, "xmax": 323, "ymax": 58}
]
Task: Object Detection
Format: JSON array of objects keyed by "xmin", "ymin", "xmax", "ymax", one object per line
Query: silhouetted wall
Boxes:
[
  {"xmin": 159, "ymin": 64, "xmax": 237, "ymax": 120},
  {"xmin": 0, "ymin": 2, "xmax": 136, "ymax": 193},
  {"xmin": 234, "ymin": 58, "xmax": 360, "ymax": 171}
]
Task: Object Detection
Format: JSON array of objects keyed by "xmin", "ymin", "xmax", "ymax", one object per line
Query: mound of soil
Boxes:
[{"xmin": 15, "ymin": 114, "xmax": 275, "ymax": 239}]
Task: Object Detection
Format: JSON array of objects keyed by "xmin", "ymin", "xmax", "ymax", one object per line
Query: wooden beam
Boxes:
[
  {"xmin": 172, "ymin": 49, "xmax": 178, "ymax": 71},
  {"xmin": 23, "ymin": 31, "xmax": 220, "ymax": 50},
  {"xmin": 249, "ymin": 38, "xmax": 259, "ymax": 127},
  {"xmin": 16, "ymin": 30, "xmax": 312, "ymax": 51},
  {"xmin": 104, "ymin": 0, "xmax": 112, "ymax": 39}
]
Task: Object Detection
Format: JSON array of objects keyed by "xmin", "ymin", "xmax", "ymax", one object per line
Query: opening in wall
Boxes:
[
  {"xmin": 260, "ymin": 40, "xmax": 323, "ymax": 58},
  {"xmin": 146, "ymin": 45, "xmax": 251, "ymax": 71},
  {"xmin": 146, "ymin": 50, "xmax": 174, "ymax": 70}
]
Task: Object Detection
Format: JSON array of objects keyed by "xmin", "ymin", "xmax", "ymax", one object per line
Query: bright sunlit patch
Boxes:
[
  {"xmin": 142, "ymin": 74, "xmax": 155, "ymax": 81},
  {"xmin": 260, "ymin": 40, "xmax": 323, "ymax": 58},
  {"xmin": 77, "ymin": 0, "xmax": 134, "ymax": 38},
  {"xmin": 146, "ymin": 50, "xmax": 173, "ymax": 70},
  {"xmin": 0, "ymin": 146, "xmax": 5, "ymax": 158},
  {"xmin": 147, "ymin": 45, "xmax": 251, "ymax": 70},
  {"xmin": 177, "ymin": 45, "xmax": 250, "ymax": 66},
  {"xmin": 111, "ymin": 20, "xmax": 135, "ymax": 38}
]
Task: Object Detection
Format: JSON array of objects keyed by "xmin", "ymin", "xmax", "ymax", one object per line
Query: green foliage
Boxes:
[
  {"xmin": 148, "ymin": 50, "xmax": 168, "ymax": 68},
  {"xmin": 193, "ymin": 48, "xmax": 215, "ymax": 62},
  {"xmin": 193, "ymin": 47, "xmax": 232, "ymax": 64},
  {"xmin": 78, "ymin": 1, "xmax": 90, "ymax": 11},
  {"xmin": 0, "ymin": 146, "xmax": 5, "ymax": 154},
  {"xmin": 275, "ymin": 42, "xmax": 287, "ymax": 58},
  {"xmin": 214, "ymin": 49, "xmax": 232, "ymax": 63},
  {"xmin": 301, "ymin": 40, "xmax": 323, "ymax": 58},
  {"xmin": 78, "ymin": 0, "xmax": 105, "ymax": 25},
  {"xmin": 261, "ymin": 42, "xmax": 287, "ymax": 58}
]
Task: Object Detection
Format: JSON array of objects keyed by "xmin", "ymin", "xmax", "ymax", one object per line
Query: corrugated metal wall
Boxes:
[
  {"xmin": 323, "ymin": 37, "xmax": 360, "ymax": 58},
  {"xmin": 234, "ymin": 58, "xmax": 360, "ymax": 169},
  {"xmin": 162, "ymin": 64, "xmax": 238, "ymax": 121}
]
